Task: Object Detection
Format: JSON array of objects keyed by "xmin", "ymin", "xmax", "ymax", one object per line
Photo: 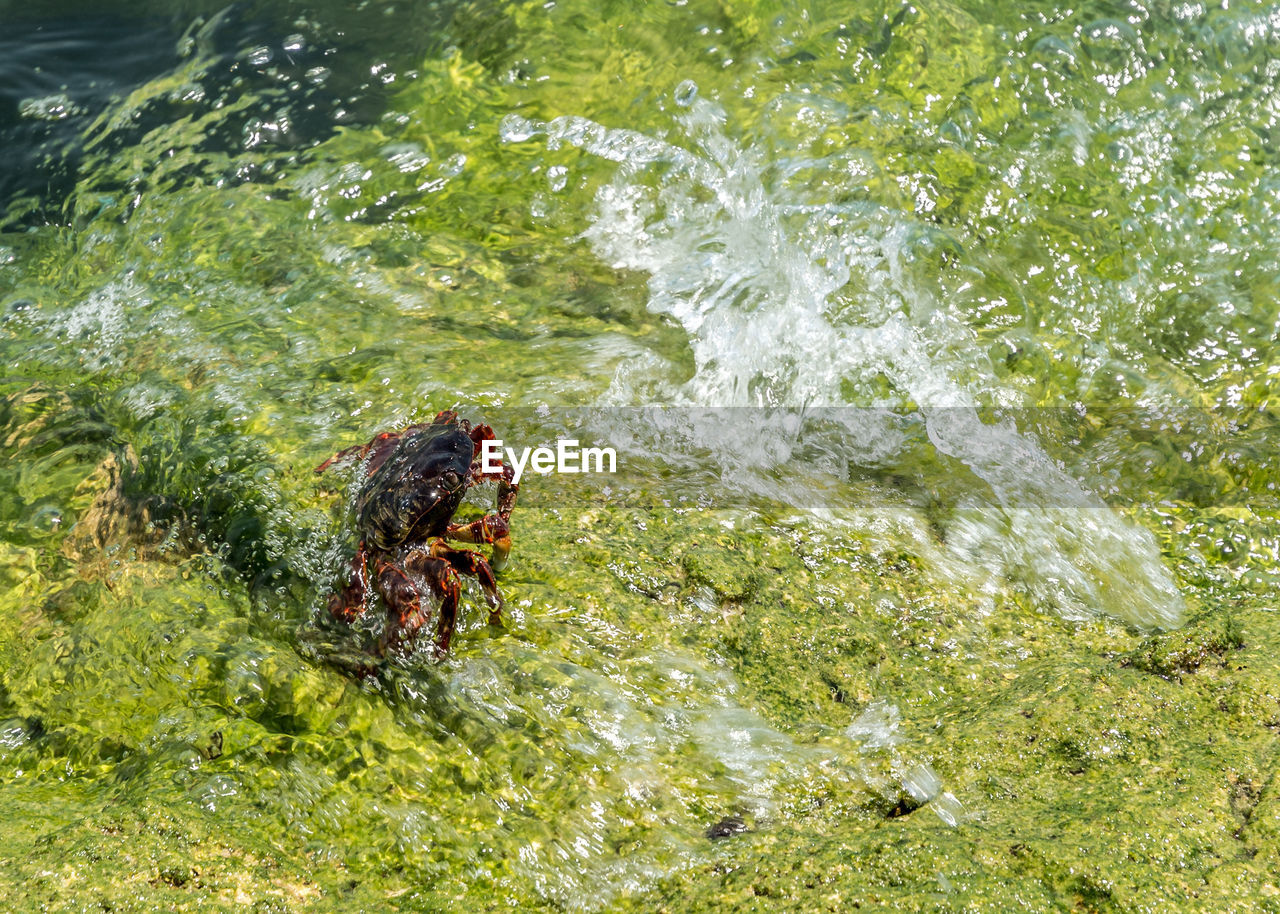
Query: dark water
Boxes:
[
  {"xmin": 0, "ymin": 0, "xmax": 467, "ymax": 225},
  {"xmin": 0, "ymin": 16, "xmax": 177, "ymax": 217}
]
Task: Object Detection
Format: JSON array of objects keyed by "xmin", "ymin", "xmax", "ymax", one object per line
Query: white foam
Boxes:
[{"xmin": 504, "ymin": 90, "xmax": 1183, "ymax": 629}]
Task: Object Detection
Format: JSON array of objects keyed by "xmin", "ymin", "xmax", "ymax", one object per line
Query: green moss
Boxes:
[
  {"xmin": 1123, "ymin": 609, "xmax": 1247, "ymax": 679},
  {"xmin": 617, "ymin": 598, "xmax": 1280, "ymax": 912},
  {"xmin": 3, "ymin": 0, "xmax": 1280, "ymax": 908}
]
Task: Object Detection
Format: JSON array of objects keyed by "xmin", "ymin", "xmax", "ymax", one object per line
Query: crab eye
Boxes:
[{"xmin": 442, "ymin": 471, "xmax": 461, "ymax": 489}]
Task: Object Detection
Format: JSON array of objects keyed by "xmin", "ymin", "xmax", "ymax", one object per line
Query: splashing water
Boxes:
[{"xmin": 502, "ymin": 90, "xmax": 1183, "ymax": 630}]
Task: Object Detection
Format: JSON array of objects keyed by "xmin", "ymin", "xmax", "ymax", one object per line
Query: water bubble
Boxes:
[
  {"xmin": 1105, "ymin": 140, "xmax": 1132, "ymax": 163},
  {"xmin": 384, "ymin": 143, "xmax": 430, "ymax": 173},
  {"xmin": 18, "ymin": 93, "xmax": 83, "ymax": 121},
  {"xmin": 0, "ymin": 720, "xmax": 29, "ymax": 750},
  {"xmin": 1029, "ymin": 35, "xmax": 1080, "ymax": 73},
  {"xmin": 223, "ymin": 660, "xmax": 267, "ymax": 716},
  {"xmin": 442, "ymin": 153, "xmax": 467, "ymax": 177},
  {"xmin": 193, "ymin": 774, "xmax": 240, "ymax": 812},
  {"xmin": 547, "ymin": 165, "xmax": 569, "ymax": 192},
  {"xmin": 500, "ymin": 114, "xmax": 539, "ymax": 143},
  {"xmin": 674, "ymin": 80, "xmax": 699, "ymax": 107},
  {"xmin": 2, "ymin": 298, "xmax": 35, "ymax": 326},
  {"xmin": 29, "ymin": 504, "xmax": 63, "ymax": 535},
  {"xmin": 246, "ymin": 45, "xmax": 273, "ymax": 67},
  {"xmin": 1078, "ymin": 18, "xmax": 1145, "ymax": 77}
]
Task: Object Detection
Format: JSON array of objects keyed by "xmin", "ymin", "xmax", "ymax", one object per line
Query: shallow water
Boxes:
[{"xmin": 2, "ymin": 0, "xmax": 1280, "ymax": 909}]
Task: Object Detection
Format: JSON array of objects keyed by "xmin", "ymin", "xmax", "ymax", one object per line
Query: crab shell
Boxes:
[{"xmin": 354, "ymin": 423, "xmax": 475, "ymax": 554}]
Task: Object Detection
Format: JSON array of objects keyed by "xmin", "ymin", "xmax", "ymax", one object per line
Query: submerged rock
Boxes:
[
  {"xmin": 706, "ymin": 815, "xmax": 749, "ymax": 840},
  {"xmin": 60, "ymin": 446, "xmax": 174, "ymax": 564}
]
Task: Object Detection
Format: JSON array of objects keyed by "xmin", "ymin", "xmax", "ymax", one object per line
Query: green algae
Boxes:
[
  {"xmin": 3, "ymin": 398, "xmax": 1280, "ymax": 910},
  {"xmin": 606, "ymin": 527, "xmax": 1280, "ymax": 912},
  {"xmin": 3, "ymin": 0, "xmax": 1280, "ymax": 909}
]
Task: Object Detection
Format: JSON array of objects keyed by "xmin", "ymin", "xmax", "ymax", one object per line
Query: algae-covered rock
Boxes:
[
  {"xmin": 605, "ymin": 572, "xmax": 1280, "ymax": 913},
  {"xmin": 0, "ymin": 785, "xmax": 345, "ymax": 913},
  {"xmin": 4, "ymin": 0, "xmax": 1280, "ymax": 907},
  {"xmin": 60, "ymin": 445, "xmax": 178, "ymax": 565},
  {"xmin": 1122, "ymin": 608, "xmax": 1246, "ymax": 679}
]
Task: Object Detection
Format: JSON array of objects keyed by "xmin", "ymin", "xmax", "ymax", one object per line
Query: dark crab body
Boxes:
[
  {"xmin": 316, "ymin": 410, "xmax": 518, "ymax": 657},
  {"xmin": 355, "ymin": 422, "xmax": 474, "ymax": 553}
]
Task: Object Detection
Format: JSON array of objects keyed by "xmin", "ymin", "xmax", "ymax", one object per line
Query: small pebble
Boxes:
[{"xmin": 706, "ymin": 815, "xmax": 748, "ymax": 839}]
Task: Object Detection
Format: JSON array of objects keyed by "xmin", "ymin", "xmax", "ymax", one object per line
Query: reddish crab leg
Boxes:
[
  {"xmin": 446, "ymin": 424, "xmax": 519, "ymax": 570},
  {"xmin": 327, "ymin": 543, "xmax": 371, "ymax": 622},
  {"xmin": 314, "ymin": 442, "xmax": 371, "ymax": 475},
  {"xmin": 315, "ymin": 418, "xmax": 455, "ymax": 476},
  {"xmin": 380, "ymin": 551, "xmax": 464, "ymax": 655},
  {"xmin": 430, "ymin": 539, "xmax": 503, "ymax": 626},
  {"xmin": 315, "ymin": 430, "xmax": 406, "ymax": 475},
  {"xmin": 376, "ymin": 548, "xmax": 500, "ymax": 656}
]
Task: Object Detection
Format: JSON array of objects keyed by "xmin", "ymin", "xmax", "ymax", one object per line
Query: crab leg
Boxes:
[
  {"xmin": 404, "ymin": 549, "xmax": 466, "ymax": 653},
  {"xmin": 315, "ymin": 430, "xmax": 405, "ymax": 475},
  {"xmin": 315, "ymin": 419, "xmax": 445, "ymax": 476},
  {"xmin": 327, "ymin": 543, "xmax": 371, "ymax": 622},
  {"xmin": 445, "ymin": 513, "xmax": 514, "ymax": 572},
  {"xmin": 429, "ymin": 540, "xmax": 503, "ymax": 626},
  {"xmin": 448, "ymin": 436, "xmax": 519, "ymax": 570},
  {"xmin": 375, "ymin": 553, "xmax": 461, "ymax": 656}
]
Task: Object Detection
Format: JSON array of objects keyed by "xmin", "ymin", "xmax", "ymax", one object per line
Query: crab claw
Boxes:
[
  {"xmin": 446, "ymin": 514, "xmax": 512, "ymax": 572},
  {"xmin": 466, "ymin": 423, "xmax": 496, "ymax": 458}
]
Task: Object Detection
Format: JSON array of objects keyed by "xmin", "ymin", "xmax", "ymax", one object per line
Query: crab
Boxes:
[{"xmin": 315, "ymin": 410, "xmax": 518, "ymax": 657}]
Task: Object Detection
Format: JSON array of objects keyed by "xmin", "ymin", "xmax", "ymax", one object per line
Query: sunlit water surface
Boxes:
[{"xmin": 1, "ymin": 0, "xmax": 1279, "ymax": 909}]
